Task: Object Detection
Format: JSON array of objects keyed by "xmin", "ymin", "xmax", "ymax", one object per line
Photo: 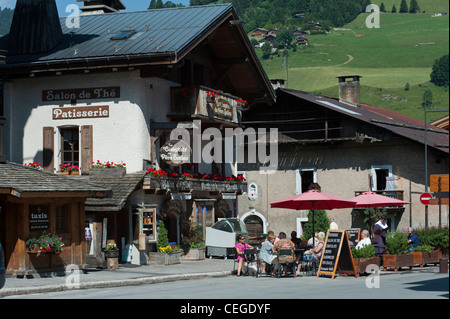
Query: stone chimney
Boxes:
[
  {"xmin": 77, "ymin": 0, "xmax": 126, "ymax": 15},
  {"xmin": 336, "ymin": 75, "xmax": 362, "ymax": 107},
  {"xmin": 8, "ymin": 0, "xmax": 63, "ymax": 55}
]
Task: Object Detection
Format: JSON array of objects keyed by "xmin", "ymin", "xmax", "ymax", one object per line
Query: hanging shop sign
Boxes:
[
  {"xmin": 52, "ymin": 105, "xmax": 110, "ymax": 120},
  {"xmin": 160, "ymin": 139, "xmax": 191, "ymax": 167},
  {"xmin": 43, "ymin": 87, "xmax": 120, "ymax": 102}
]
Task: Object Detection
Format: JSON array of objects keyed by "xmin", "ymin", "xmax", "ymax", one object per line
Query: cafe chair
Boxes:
[
  {"xmin": 301, "ymin": 256, "xmax": 319, "ymax": 276},
  {"xmin": 276, "ymin": 249, "xmax": 297, "ymax": 278},
  {"xmin": 244, "ymin": 248, "xmax": 260, "ymax": 277}
]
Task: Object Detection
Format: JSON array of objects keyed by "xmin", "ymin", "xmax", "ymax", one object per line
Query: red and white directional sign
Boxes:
[{"xmin": 420, "ymin": 192, "xmax": 433, "ymax": 205}]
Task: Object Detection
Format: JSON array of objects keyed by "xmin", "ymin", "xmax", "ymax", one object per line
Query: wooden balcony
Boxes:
[
  {"xmin": 143, "ymin": 176, "xmax": 247, "ymax": 195},
  {"xmin": 169, "ymin": 86, "xmax": 243, "ymax": 125}
]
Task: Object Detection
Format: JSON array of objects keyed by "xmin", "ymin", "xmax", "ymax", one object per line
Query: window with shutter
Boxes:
[{"xmin": 43, "ymin": 127, "xmax": 54, "ymax": 172}]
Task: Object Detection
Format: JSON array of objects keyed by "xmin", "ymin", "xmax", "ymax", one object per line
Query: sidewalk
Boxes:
[
  {"xmin": 0, "ymin": 258, "xmax": 235, "ymax": 298},
  {"xmin": 0, "ymin": 258, "xmax": 444, "ymax": 298}
]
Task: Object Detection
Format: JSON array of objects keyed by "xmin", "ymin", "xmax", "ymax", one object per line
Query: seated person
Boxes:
[
  {"xmin": 290, "ymin": 230, "xmax": 302, "ymax": 248},
  {"xmin": 296, "ymin": 232, "xmax": 325, "ymax": 276},
  {"xmin": 407, "ymin": 227, "xmax": 420, "ymax": 252},
  {"xmin": 355, "ymin": 229, "xmax": 372, "ymax": 249},
  {"xmin": 235, "ymin": 235, "xmax": 254, "ymax": 276},
  {"xmin": 259, "ymin": 234, "xmax": 279, "ymax": 276},
  {"xmin": 273, "ymin": 232, "xmax": 295, "ymax": 276}
]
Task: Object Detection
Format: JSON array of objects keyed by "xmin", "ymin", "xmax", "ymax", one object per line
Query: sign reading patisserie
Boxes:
[
  {"xmin": 53, "ymin": 105, "xmax": 109, "ymax": 120},
  {"xmin": 43, "ymin": 86, "xmax": 120, "ymax": 102}
]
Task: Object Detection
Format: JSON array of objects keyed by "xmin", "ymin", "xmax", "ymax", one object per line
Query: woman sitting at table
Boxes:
[
  {"xmin": 259, "ymin": 234, "xmax": 280, "ymax": 276},
  {"xmin": 273, "ymin": 232, "xmax": 296, "ymax": 277},
  {"xmin": 235, "ymin": 235, "xmax": 254, "ymax": 276},
  {"xmin": 296, "ymin": 232, "xmax": 325, "ymax": 276}
]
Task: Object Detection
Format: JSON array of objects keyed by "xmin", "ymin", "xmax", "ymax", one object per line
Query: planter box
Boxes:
[
  {"xmin": 104, "ymin": 250, "xmax": 120, "ymax": 259},
  {"xmin": 422, "ymin": 251, "xmax": 440, "ymax": 266},
  {"xmin": 57, "ymin": 170, "xmax": 80, "ymax": 176},
  {"xmin": 383, "ymin": 254, "xmax": 414, "ymax": 271},
  {"xmin": 149, "ymin": 252, "xmax": 181, "ymax": 265},
  {"xmin": 183, "ymin": 247, "xmax": 206, "ymax": 261},
  {"xmin": 89, "ymin": 167, "xmax": 126, "ymax": 178},
  {"xmin": 353, "ymin": 257, "xmax": 381, "ymax": 274}
]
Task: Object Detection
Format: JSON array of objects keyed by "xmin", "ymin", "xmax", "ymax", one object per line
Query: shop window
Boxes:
[{"xmin": 60, "ymin": 127, "xmax": 79, "ymax": 167}]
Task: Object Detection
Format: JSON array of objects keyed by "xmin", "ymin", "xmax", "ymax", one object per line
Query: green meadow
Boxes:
[{"xmin": 256, "ymin": 7, "xmax": 449, "ymax": 122}]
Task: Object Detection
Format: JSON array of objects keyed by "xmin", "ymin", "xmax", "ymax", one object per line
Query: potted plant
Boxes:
[
  {"xmin": 103, "ymin": 243, "xmax": 120, "ymax": 258},
  {"xmin": 383, "ymin": 231, "xmax": 414, "ymax": 271},
  {"xmin": 57, "ymin": 163, "xmax": 80, "ymax": 175},
  {"xmin": 149, "ymin": 222, "xmax": 181, "ymax": 265},
  {"xmin": 26, "ymin": 232, "xmax": 65, "ymax": 255},
  {"xmin": 23, "ymin": 162, "xmax": 42, "ymax": 170},
  {"xmin": 351, "ymin": 244, "xmax": 380, "ymax": 275},
  {"xmin": 182, "ymin": 222, "xmax": 205, "ymax": 260},
  {"xmin": 90, "ymin": 160, "xmax": 126, "ymax": 177}
]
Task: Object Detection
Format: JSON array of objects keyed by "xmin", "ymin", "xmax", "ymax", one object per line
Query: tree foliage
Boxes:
[
  {"xmin": 430, "ymin": 55, "xmax": 449, "ymax": 87},
  {"xmin": 303, "ymin": 210, "xmax": 330, "ymax": 239}
]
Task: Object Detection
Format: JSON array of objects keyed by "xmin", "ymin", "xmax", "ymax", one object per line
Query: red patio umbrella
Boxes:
[
  {"xmin": 350, "ymin": 191, "xmax": 410, "ymax": 208},
  {"xmin": 270, "ymin": 190, "xmax": 357, "ymax": 247}
]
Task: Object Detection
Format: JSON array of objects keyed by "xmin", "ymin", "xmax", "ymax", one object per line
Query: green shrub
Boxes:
[
  {"xmin": 386, "ymin": 231, "xmax": 411, "ymax": 255},
  {"xmin": 415, "ymin": 226, "xmax": 449, "ymax": 249},
  {"xmin": 157, "ymin": 221, "xmax": 169, "ymax": 251},
  {"xmin": 413, "ymin": 245, "xmax": 434, "ymax": 253},
  {"xmin": 351, "ymin": 244, "xmax": 375, "ymax": 258},
  {"xmin": 303, "ymin": 210, "xmax": 330, "ymax": 239}
]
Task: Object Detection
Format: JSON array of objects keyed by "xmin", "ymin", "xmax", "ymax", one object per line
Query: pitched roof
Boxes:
[
  {"xmin": 0, "ymin": 4, "xmax": 234, "ymax": 65},
  {"xmin": 0, "ymin": 162, "xmax": 110, "ymax": 197},
  {"xmin": 84, "ymin": 172, "xmax": 146, "ymax": 211},
  {"xmin": 279, "ymin": 88, "xmax": 449, "ymax": 154}
]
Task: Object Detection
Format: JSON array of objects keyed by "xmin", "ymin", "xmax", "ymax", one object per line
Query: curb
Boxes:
[{"xmin": 0, "ymin": 271, "xmax": 232, "ymax": 298}]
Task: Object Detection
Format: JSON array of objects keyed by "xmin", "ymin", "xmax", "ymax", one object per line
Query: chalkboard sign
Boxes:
[
  {"xmin": 346, "ymin": 228, "xmax": 361, "ymax": 248},
  {"xmin": 317, "ymin": 230, "xmax": 358, "ymax": 279}
]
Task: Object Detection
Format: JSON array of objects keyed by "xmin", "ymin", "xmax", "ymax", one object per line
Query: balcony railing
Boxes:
[
  {"xmin": 143, "ymin": 175, "xmax": 247, "ymax": 195},
  {"xmin": 170, "ymin": 86, "xmax": 243, "ymax": 125},
  {"xmin": 354, "ymin": 190, "xmax": 405, "ymax": 201}
]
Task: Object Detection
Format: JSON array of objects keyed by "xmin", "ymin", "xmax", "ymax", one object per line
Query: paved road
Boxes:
[{"xmin": 5, "ymin": 271, "xmax": 448, "ymax": 300}]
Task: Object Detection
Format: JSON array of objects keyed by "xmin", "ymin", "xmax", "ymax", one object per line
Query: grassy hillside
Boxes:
[{"xmin": 256, "ymin": 9, "xmax": 449, "ymax": 122}]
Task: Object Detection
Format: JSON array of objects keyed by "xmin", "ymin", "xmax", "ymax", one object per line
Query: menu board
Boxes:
[
  {"xmin": 346, "ymin": 228, "xmax": 361, "ymax": 247},
  {"xmin": 317, "ymin": 230, "xmax": 358, "ymax": 279}
]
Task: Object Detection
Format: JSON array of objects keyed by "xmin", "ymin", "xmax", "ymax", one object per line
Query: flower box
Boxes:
[
  {"xmin": 183, "ymin": 247, "xmax": 206, "ymax": 261},
  {"xmin": 353, "ymin": 256, "xmax": 381, "ymax": 275},
  {"xmin": 149, "ymin": 252, "xmax": 181, "ymax": 265},
  {"xmin": 57, "ymin": 170, "xmax": 80, "ymax": 176},
  {"xmin": 383, "ymin": 254, "xmax": 414, "ymax": 271},
  {"xmin": 89, "ymin": 167, "xmax": 126, "ymax": 178},
  {"xmin": 104, "ymin": 250, "xmax": 120, "ymax": 259}
]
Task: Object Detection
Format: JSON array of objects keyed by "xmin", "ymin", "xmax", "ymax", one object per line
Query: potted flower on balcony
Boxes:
[
  {"xmin": 90, "ymin": 160, "xmax": 126, "ymax": 177},
  {"xmin": 351, "ymin": 244, "xmax": 380, "ymax": 275},
  {"xmin": 235, "ymin": 98, "xmax": 249, "ymax": 111},
  {"xmin": 57, "ymin": 163, "xmax": 80, "ymax": 175},
  {"xmin": 26, "ymin": 232, "xmax": 65, "ymax": 256},
  {"xmin": 383, "ymin": 231, "xmax": 414, "ymax": 271},
  {"xmin": 182, "ymin": 222, "xmax": 205, "ymax": 260},
  {"xmin": 206, "ymin": 90, "xmax": 218, "ymax": 103},
  {"xmin": 23, "ymin": 162, "xmax": 42, "ymax": 170}
]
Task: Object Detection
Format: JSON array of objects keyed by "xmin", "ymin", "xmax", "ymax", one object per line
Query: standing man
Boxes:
[
  {"xmin": 329, "ymin": 218, "xmax": 338, "ymax": 230},
  {"xmin": 373, "ymin": 215, "xmax": 388, "ymax": 254}
]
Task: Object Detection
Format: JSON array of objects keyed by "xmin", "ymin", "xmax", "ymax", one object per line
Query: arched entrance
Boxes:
[
  {"xmin": 161, "ymin": 200, "xmax": 183, "ymax": 244},
  {"xmin": 241, "ymin": 210, "xmax": 268, "ymax": 239}
]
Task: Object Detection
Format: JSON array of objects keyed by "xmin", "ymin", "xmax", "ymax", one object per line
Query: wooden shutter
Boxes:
[
  {"xmin": 43, "ymin": 127, "xmax": 54, "ymax": 172},
  {"xmin": 80, "ymin": 125, "xmax": 93, "ymax": 175}
]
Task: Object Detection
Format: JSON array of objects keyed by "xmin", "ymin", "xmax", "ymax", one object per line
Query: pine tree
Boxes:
[
  {"xmin": 148, "ymin": 0, "xmax": 156, "ymax": 10},
  {"xmin": 430, "ymin": 55, "xmax": 449, "ymax": 87},
  {"xmin": 399, "ymin": 0, "xmax": 408, "ymax": 13},
  {"xmin": 156, "ymin": 0, "xmax": 164, "ymax": 9},
  {"xmin": 409, "ymin": 0, "xmax": 420, "ymax": 13},
  {"xmin": 380, "ymin": 2, "xmax": 385, "ymax": 12},
  {"xmin": 303, "ymin": 210, "xmax": 330, "ymax": 240},
  {"xmin": 392, "ymin": 4, "xmax": 397, "ymax": 13}
]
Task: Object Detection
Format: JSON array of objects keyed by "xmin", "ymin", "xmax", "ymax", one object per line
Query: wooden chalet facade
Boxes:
[{"xmin": 0, "ymin": 1, "xmax": 275, "ymax": 266}]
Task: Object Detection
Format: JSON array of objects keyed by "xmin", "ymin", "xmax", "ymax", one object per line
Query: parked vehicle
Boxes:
[{"xmin": 0, "ymin": 241, "xmax": 5, "ymax": 289}]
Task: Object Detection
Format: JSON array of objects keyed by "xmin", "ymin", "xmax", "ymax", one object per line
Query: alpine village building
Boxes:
[{"xmin": 0, "ymin": 0, "xmax": 275, "ymax": 274}]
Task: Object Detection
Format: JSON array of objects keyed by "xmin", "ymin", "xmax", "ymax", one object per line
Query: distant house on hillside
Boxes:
[
  {"xmin": 251, "ymin": 28, "xmax": 268, "ymax": 37},
  {"xmin": 296, "ymin": 37, "xmax": 309, "ymax": 45}
]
